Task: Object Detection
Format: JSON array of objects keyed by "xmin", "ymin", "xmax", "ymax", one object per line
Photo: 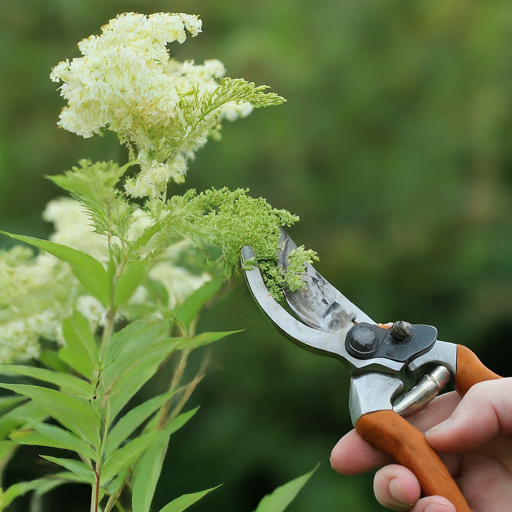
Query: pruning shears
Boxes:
[{"xmin": 241, "ymin": 230, "xmax": 500, "ymax": 512}]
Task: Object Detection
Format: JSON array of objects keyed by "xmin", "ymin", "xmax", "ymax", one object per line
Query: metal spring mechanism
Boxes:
[{"xmin": 393, "ymin": 366, "xmax": 451, "ymax": 417}]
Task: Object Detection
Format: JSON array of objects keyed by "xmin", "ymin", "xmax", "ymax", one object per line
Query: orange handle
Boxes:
[
  {"xmin": 356, "ymin": 410, "xmax": 471, "ymax": 512},
  {"xmin": 455, "ymin": 344, "xmax": 501, "ymax": 396},
  {"xmin": 354, "ymin": 345, "xmax": 501, "ymax": 511}
]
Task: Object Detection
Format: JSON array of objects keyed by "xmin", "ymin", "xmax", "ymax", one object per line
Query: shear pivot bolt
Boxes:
[
  {"xmin": 390, "ymin": 321, "xmax": 413, "ymax": 342},
  {"xmin": 348, "ymin": 326, "xmax": 378, "ymax": 354}
]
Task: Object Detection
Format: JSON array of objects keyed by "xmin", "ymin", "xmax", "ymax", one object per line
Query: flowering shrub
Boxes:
[{"xmin": 0, "ymin": 12, "xmax": 316, "ymax": 511}]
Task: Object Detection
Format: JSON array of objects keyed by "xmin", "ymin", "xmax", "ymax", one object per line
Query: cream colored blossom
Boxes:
[
  {"xmin": 50, "ymin": 13, "xmax": 201, "ymax": 138},
  {"xmin": 43, "ymin": 198, "xmax": 111, "ymax": 264},
  {"xmin": 76, "ymin": 295, "xmax": 106, "ymax": 330},
  {"xmin": 150, "ymin": 263, "xmax": 210, "ymax": 309},
  {"xmin": 125, "ymin": 154, "xmax": 188, "ymax": 198},
  {"xmin": 0, "ymin": 320, "xmax": 40, "ymax": 364},
  {"xmin": 50, "ymin": 12, "xmax": 281, "ymax": 199},
  {"xmin": 0, "ymin": 197, "xmax": 210, "ymax": 363},
  {"xmin": 0, "ymin": 246, "xmax": 71, "ymax": 362}
]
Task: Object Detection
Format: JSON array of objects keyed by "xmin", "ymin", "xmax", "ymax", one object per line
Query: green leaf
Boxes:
[
  {"xmin": 132, "ymin": 433, "xmax": 170, "ymax": 512},
  {"xmin": 104, "ymin": 389, "xmax": 175, "ymax": 459},
  {"xmin": 132, "ymin": 220, "xmax": 165, "ymax": 251},
  {"xmin": 59, "ymin": 311, "xmax": 100, "ymax": 380},
  {"xmin": 101, "ymin": 322, "xmax": 178, "ymax": 419},
  {"xmin": 104, "ymin": 321, "xmax": 167, "ymax": 368},
  {"xmin": 0, "ymin": 396, "xmax": 26, "ymax": 416},
  {"xmin": 172, "ymin": 277, "xmax": 224, "ymax": 332},
  {"xmin": 176, "ymin": 331, "xmax": 240, "ymax": 351},
  {"xmin": 0, "ymin": 440, "xmax": 16, "ymax": 461},
  {"xmin": 38, "ymin": 350, "xmax": 70, "ymax": 373},
  {"xmin": 101, "ymin": 431, "xmax": 162, "ymax": 485},
  {"xmin": 0, "ymin": 402, "xmax": 47, "ymax": 439},
  {"xmin": 0, "ymin": 384, "xmax": 101, "ymax": 448},
  {"xmin": 30, "ymin": 477, "xmax": 69, "ymax": 500},
  {"xmin": 0, "ymin": 440, "xmax": 17, "ymax": 473},
  {"xmin": 254, "ymin": 465, "xmax": 318, "ymax": 512},
  {"xmin": 0, "ymin": 364, "xmax": 92, "ymax": 398},
  {"xmin": 115, "ymin": 260, "xmax": 146, "ymax": 306},
  {"xmin": 164, "ymin": 407, "xmax": 199, "ymax": 435},
  {"xmin": 1, "ymin": 477, "xmax": 70, "ymax": 509},
  {"xmin": 158, "ymin": 486, "xmax": 221, "ymax": 512},
  {"xmin": 41, "ymin": 456, "xmax": 95, "ymax": 484},
  {"xmin": 102, "ymin": 466, "xmax": 130, "ymax": 496},
  {"xmin": 1, "ymin": 232, "xmax": 111, "ymax": 307},
  {"xmin": 144, "ymin": 277, "xmax": 170, "ymax": 306},
  {"xmin": 11, "ymin": 423, "xmax": 96, "ymax": 461}
]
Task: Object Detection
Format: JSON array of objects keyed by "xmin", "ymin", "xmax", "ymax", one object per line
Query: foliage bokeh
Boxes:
[{"xmin": 2, "ymin": 0, "xmax": 512, "ymax": 510}]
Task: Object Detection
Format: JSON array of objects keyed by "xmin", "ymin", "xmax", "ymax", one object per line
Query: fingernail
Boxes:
[
  {"xmin": 389, "ymin": 478, "xmax": 413, "ymax": 507},
  {"xmin": 425, "ymin": 504, "xmax": 456, "ymax": 512},
  {"xmin": 427, "ymin": 418, "xmax": 453, "ymax": 437}
]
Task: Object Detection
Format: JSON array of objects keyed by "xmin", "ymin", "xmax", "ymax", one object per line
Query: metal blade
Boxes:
[
  {"xmin": 278, "ymin": 230, "xmax": 375, "ymax": 333},
  {"xmin": 241, "ymin": 244, "xmax": 404, "ymax": 374}
]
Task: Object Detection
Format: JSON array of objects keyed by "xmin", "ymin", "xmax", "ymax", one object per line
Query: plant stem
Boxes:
[
  {"xmin": 167, "ymin": 351, "xmax": 209, "ymax": 425},
  {"xmin": 156, "ymin": 349, "xmax": 190, "ymax": 429},
  {"xmin": 91, "ymin": 468, "xmax": 101, "ymax": 512},
  {"xmin": 103, "ymin": 480, "xmax": 127, "ymax": 512}
]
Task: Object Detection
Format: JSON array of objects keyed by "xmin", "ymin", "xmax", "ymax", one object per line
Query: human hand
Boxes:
[{"xmin": 330, "ymin": 379, "xmax": 512, "ymax": 511}]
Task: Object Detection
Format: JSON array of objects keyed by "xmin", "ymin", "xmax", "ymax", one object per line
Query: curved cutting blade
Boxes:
[{"xmin": 277, "ymin": 230, "xmax": 374, "ymax": 333}]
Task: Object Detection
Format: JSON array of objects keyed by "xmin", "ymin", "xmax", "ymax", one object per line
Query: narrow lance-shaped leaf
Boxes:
[
  {"xmin": 115, "ymin": 260, "xmax": 146, "ymax": 306},
  {"xmin": 103, "ymin": 467, "xmax": 130, "ymax": 496},
  {"xmin": 254, "ymin": 465, "xmax": 319, "ymax": 512},
  {"xmin": 0, "ymin": 384, "xmax": 101, "ymax": 448},
  {"xmin": 176, "ymin": 331, "xmax": 241, "ymax": 351},
  {"xmin": 131, "ymin": 433, "xmax": 170, "ymax": 512},
  {"xmin": 0, "ymin": 440, "xmax": 16, "ymax": 462},
  {"xmin": 59, "ymin": 311, "xmax": 100, "ymax": 380},
  {"xmin": 164, "ymin": 407, "xmax": 199, "ymax": 435},
  {"xmin": 172, "ymin": 277, "xmax": 224, "ymax": 332},
  {"xmin": 0, "ymin": 232, "xmax": 111, "ymax": 307},
  {"xmin": 0, "ymin": 396, "xmax": 26, "ymax": 416},
  {"xmin": 1, "ymin": 477, "xmax": 76, "ymax": 509},
  {"xmin": 10, "ymin": 423, "xmax": 96, "ymax": 461},
  {"xmin": 0, "ymin": 440, "xmax": 17, "ymax": 475},
  {"xmin": 0, "ymin": 402, "xmax": 48, "ymax": 439},
  {"xmin": 38, "ymin": 349, "xmax": 70, "ymax": 373},
  {"xmin": 41, "ymin": 456, "xmax": 95, "ymax": 485},
  {"xmin": 103, "ymin": 320, "xmax": 168, "ymax": 368},
  {"xmin": 158, "ymin": 486, "xmax": 221, "ymax": 512},
  {"xmin": 102, "ymin": 335, "xmax": 180, "ymax": 420},
  {"xmin": 100, "ymin": 431, "xmax": 163, "ymax": 485},
  {"xmin": 104, "ymin": 389, "xmax": 175, "ymax": 459},
  {"xmin": 132, "ymin": 220, "xmax": 165, "ymax": 252},
  {"xmin": 0, "ymin": 364, "xmax": 92, "ymax": 398}
]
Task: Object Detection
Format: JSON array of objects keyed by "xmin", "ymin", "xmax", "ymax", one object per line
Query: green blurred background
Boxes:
[{"xmin": 2, "ymin": 0, "xmax": 512, "ymax": 510}]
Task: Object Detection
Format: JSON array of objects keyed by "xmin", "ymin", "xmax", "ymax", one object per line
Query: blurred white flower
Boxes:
[
  {"xmin": 150, "ymin": 263, "xmax": 210, "ymax": 309},
  {"xmin": 0, "ymin": 197, "xmax": 210, "ymax": 363},
  {"xmin": 76, "ymin": 295, "xmax": 106, "ymax": 330},
  {"xmin": 43, "ymin": 198, "xmax": 111, "ymax": 264}
]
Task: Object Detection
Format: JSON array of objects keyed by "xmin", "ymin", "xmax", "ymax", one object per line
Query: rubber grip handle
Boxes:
[
  {"xmin": 355, "ymin": 410, "xmax": 471, "ymax": 512},
  {"xmin": 455, "ymin": 344, "xmax": 501, "ymax": 397}
]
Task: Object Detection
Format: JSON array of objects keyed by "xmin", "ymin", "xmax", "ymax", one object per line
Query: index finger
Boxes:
[{"xmin": 330, "ymin": 391, "xmax": 460, "ymax": 475}]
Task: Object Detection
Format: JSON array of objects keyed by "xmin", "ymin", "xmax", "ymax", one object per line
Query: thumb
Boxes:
[{"xmin": 425, "ymin": 378, "xmax": 512, "ymax": 453}]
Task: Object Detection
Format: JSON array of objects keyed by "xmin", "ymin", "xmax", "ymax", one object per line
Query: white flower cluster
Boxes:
[
  {"xmin": 0, "ymin": 198, "xmax": 208, "ymax": 363},
  {"xmin": 50, "ymin": 13, "xmax": 202, "ymax": 139},
  {"xmin": 50, "ymin": 12, "xmax": 253, "ymax": 199},
  {"xmin": 0, "ymin": 246, "xmax": 69, "ymax": 363},
  {"xmin": 43, "ymin": 198, "xmax": 111, "ymax": 264}
]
